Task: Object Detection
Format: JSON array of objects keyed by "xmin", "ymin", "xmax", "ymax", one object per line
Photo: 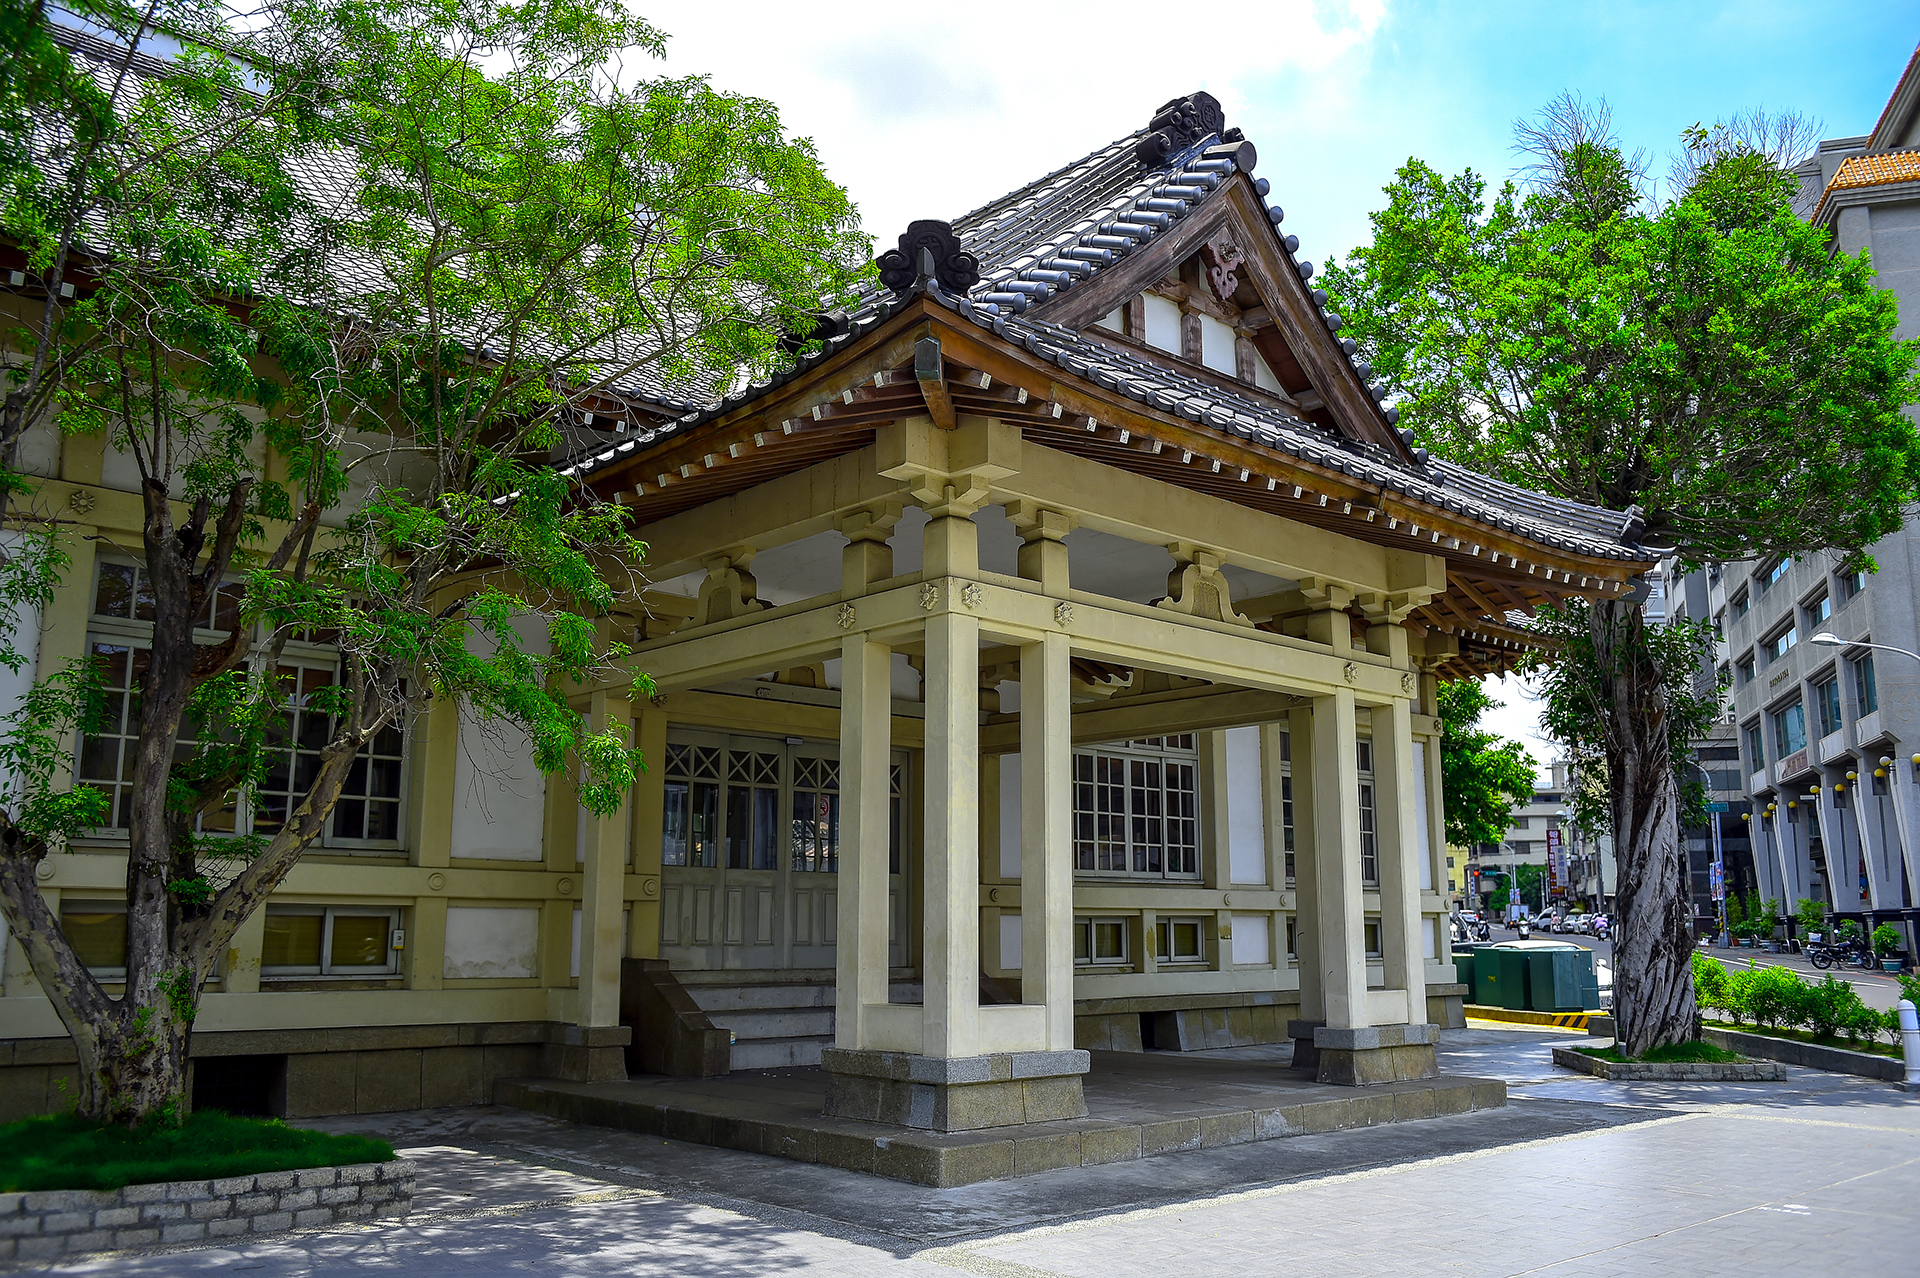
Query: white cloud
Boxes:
[
  {"xmin": 1477, "ymin": 674, "xmax": 1559, "ymax": 788},
  {"xmin": 637, "ymin": 0, "xmax": 1392, "ymax": 253}
]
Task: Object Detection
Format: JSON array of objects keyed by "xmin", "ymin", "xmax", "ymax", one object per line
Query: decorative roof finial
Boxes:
[
  {"xmin": 1135, "ymin": 91, "xmax": 1226, "ymax": 168},
  {"xmin": 877, "ymin": 221, "xmax": 980, "ymax": 295}
]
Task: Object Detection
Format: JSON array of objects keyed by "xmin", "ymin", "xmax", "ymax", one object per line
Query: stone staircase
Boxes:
[{"xmin": 680, "ymin": 975, "xmax": 923, "ymax": 1070}]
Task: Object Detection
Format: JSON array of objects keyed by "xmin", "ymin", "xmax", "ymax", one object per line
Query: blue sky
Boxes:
[
  {"xmin": 642, "ymin": 1, "xmax": 1916, "ymax": 775},
  {"xmin": 643, "ymin": 1, "xmax": 1916, "ymax": 264}
]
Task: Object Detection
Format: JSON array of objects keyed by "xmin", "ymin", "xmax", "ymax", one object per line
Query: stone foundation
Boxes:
[
  {"xmin": 1288, "ymin": 1021, "xmax": 1440, "ymax": 1085},
  {"xmin": 820, "ymin": 1047, "xmax": 1090, "ymax": 1132},
  {"xmin": 0, "ymin": 1160, "xmax": 412, "ymax": 1262},
  {"xmin": 1551, "ymin": 1046, "xmax": 1786, "ymax": 1081},
  {"xmin": 0, "ymin": 1021, "xmax": 627, "ymax": 1123}
]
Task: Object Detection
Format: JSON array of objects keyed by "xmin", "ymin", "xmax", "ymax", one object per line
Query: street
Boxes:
[{"xmin": 26, "ymin": 1026, "xmax": 1918, "ymax": 1277}]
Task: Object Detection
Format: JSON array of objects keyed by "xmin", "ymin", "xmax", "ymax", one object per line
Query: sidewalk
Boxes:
[{"xmin": 19, "ymin": 1027, "xmax": 1918, "ymax": 1276}]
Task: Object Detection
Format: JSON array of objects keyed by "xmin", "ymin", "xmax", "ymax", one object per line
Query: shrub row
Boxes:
[{"xmin": 1690, "ymin": 954, "xmax": 1913, "ymax": 1047}]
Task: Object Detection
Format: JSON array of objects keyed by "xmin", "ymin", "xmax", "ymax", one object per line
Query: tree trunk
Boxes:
[{"xmin": 1591, "ymin": 597, "xmax": 1698, "ymax": 1056}]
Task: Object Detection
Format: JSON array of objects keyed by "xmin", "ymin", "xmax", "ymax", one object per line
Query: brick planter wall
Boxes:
[
  {"xmin": 0, "ymin": 1160, "xmax": 412, "ymax": 1262},
  {"xmin": 1550, "ymin": 1046, "xmax": 1786, "ymax": 1081}
]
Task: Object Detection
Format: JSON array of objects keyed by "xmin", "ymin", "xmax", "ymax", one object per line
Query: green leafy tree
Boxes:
[
  {"xmin": 1435, "ymin": 679, "xmax": 1536, "ymax": 846},
  {"xmin": 1325, "ymin": 96, "xmax": 1920, "ymax": 1055},
  {"xmin": 0, "ymin": 0, "xmax": 865, "ymax": 1123}
]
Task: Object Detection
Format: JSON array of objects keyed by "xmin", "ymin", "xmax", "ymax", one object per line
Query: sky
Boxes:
[{"xmin": 633, "ymin": 0, "xmax": 1917, "ymax": 779}]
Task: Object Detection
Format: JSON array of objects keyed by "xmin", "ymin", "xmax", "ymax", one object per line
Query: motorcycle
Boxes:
[
  {"xmin": 1809, "ymin": 939, "xmax": 1879, "ymax": 971},
  {"xmin": 1516, "ymin": 918, "xmax": 1532, "ymax": 939}
]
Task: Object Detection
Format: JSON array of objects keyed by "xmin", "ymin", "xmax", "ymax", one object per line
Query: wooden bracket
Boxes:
[{"xmin": 915, "ymin": 336, "xmax": 956, "ymax": 430}]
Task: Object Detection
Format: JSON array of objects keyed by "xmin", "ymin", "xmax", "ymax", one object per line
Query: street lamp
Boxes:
[{"xmin": 1810, "ymin": 632, "xmax": 1920, "ymax": 663}]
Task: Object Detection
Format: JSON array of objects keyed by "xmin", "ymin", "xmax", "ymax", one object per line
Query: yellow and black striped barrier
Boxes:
[{"xmin": 1464, "ymin": 1006, "xmax": 1593, "ymax": 1030}]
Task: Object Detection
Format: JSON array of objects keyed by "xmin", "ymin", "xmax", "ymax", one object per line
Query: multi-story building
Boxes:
[
  {"xmin": 1467, "ymin": 764, "xmax": 1570, "ymax": 916},
  {"xmin": 1664, "ymin": 563, "xmax": 1758, "ymax": 932},
  {"xmin": 1679, "ymin": 46, "xmax": 1920, "ymax": 950}
]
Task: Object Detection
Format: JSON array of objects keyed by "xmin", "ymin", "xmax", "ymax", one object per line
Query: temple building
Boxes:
[{"xmin": 1, "ymin": 92, "xmax": 1652, "ymax": 1138}]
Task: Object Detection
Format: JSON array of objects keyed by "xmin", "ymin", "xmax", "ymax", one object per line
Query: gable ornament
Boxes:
[
  {"xmin": 1135, "ymin": 91, "xmax": 1227, "ymax": 168},
  {"xmin": 1201, "ymin": 228, "xmax": 1247, "ymax": 301},
  {"xmin": 878, "ymin": 220, "xmax": 981, "ymax": 296}
]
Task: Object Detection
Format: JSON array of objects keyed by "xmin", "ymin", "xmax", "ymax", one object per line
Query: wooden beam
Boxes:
[{"xmin": 915, "ymin": 336, "xmax": 956, "ymax": 430}]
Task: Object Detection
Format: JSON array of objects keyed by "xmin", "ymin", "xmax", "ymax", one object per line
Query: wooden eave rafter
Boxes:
[{"xmin": 573, "ymin": 296, "xmax": 1644, "ymax": 651}]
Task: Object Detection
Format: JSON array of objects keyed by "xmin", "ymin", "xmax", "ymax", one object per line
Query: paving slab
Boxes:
[{"xmin": 493, "ymin": 1046, "xmax": 1508, "ymax": 1186}]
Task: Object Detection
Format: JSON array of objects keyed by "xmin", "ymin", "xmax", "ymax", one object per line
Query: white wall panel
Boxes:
[
  {"xmin": 443, "ymin": 906, "xmax": 539, "ymax": 979},
  {"xmin": 1226, "ymin": 726, "xmax": 1267, "ymax": 884}
]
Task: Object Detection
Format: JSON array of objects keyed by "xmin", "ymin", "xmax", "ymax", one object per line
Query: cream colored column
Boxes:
[
  {"xmin": 923, "ymin": 602, "xmax": 981, "ymax": 1057},
  {"xmin": 1310, "ymin": 690, "xmax": 1367, "ymax": 1029},
  {"xmin": 409, "ymin": 700, "xmax": 458, "ymax": 867},
  {"xmin": 222, "ymin": 903, "xmax": 268, "ymax": 994},
  {"xmin": 576, "ymin": 690, "xmax": 631, "ymax": 1028},
  {"xmin": 407, "ymin": 896, "xmax": 447, "ymax": 992},
  {"xmin": 628, "ymin": 706, "xmax": 667, "ymax": 957},
  {"xmin": 1019, "ymin": 631, "xmax": 1073, "ymax": 1050},
  {"xmin": 836, "ymin": 634, "xmax": 894, "ymax": 1048},
  {"xmin": 1372, "ymin": 697, "xmax": 1427, "ymax": 1026},
  {"xmin": 1199, "ymin": 730, "xmax": 1232, "ymax": 889},
  {"xmin": 1287, "ymin": 706, "xmax": 1321, "ymax": 1017}
]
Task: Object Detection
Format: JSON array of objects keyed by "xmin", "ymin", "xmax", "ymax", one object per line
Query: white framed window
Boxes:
[
  {"xmin": 1073, "ymin": 917, "xmax": 1129, "ymax": 966},
  {"xmin": 1358, "ymin": 740, "xmax": 1377, "ymax": 885},
  {"xmin": 77, "ymin": 559, "xmax": 408, "ymax": 851},
  {"xmin": 1364, "ymin": 919, "xmax": 1382, "ymax": 958},
  {"xmin": 59, "ymin": 900, "xmax": 127, "ymax": 975},
  {"xmin": 1072, "ymin": 737, "xmax": 1199, "ymax": 878},
  {"xmin": 260, "ymin": 905, "xmax": 401, "ymax": 976},
  {"xmin": 1157, "ymin": 916, "xmax": 1207, "ymax": 964},
  {"xmin": 1764, "ymin": 625, "xmax": 1796, "ymax": 662}
]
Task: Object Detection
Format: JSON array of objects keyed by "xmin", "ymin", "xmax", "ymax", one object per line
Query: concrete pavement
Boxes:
[{"xmin": 18, "ymin": 1026, "xmax": 1919, "ymax": 1276}]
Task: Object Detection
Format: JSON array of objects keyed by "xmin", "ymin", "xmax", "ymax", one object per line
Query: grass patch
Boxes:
[
  {"xmin": 0, "ymin": 1110, "xmax": 394, "ymax": 1193},
  {"xmin": 1576, "ymin": 1040, "xmax": 1742, "ymax": 1065},
  {"xmin": 1703, "ymin": 1019, "xmax": 1902, "ymax": 1059}
]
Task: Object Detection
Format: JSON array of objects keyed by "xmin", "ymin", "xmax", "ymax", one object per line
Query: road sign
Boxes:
[{"xmin": 1706, "ymin": 802, "xmax": 1729, "ymax": 812}]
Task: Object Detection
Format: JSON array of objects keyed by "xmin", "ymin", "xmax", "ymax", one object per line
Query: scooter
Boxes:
[
  {"xmin": 1516, "ymin": 917, "xmax": 1532, "ymax": 939},
  {"xmin": 1592, "ymin": 918, "xmax": 1610, "ymax": 942}
]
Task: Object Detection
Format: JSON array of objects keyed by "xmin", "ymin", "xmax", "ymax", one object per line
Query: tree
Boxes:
[
  {"xmin": 1325, "ymin": 95, "xmax": 1920, "ymax": 1054},
  {"xmin": 1514, "ymin": 862, "xmax": 1545, "ymax": 913},
  {"xmin": 1435, "ymin": 679, "xmax": 1537, "ymax": 848},
  {"xmin": 0, "ymin": 0, "xmax": 866, "ymax": 1123}
]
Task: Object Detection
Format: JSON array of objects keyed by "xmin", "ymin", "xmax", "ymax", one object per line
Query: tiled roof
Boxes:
[
  {"xmin": 1814, "ymin": 150, "xmax": 1920, "ymax": 220},
  {"xmin": 555, "ymin": 97, "xmax": 1651, "ymax": 565}
]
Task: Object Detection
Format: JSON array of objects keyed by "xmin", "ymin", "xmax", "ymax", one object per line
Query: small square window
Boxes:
[
  {"xmin": 1736, "ymin": 653, "xmax": 1756, "ymax": 685},
  {"xmin": 1157, "ymin": 917, "xmax": 1206, "ymax": 964},
  {"xmin": 1364, "ymin": 920, "xmax": 1382, "ymax": 957},
  {"xmin": 1732, "ymin": 591, "xmax": 1750, "ymax": 619},
  {"xmin": 1074, "ymin": 918, "xmax": 1129, "ymax": 966},
  {"xmin": 1805, "ymin": 594, "xmax": 1830, "ymax": 627},
  {"xmin": 60, "ymin": 901, "xmax": 128, "ymax": 974}
]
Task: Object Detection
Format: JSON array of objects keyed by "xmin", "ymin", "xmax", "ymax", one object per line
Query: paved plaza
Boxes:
[{"xmin": 21, "ymin": 1025, "xmax": 1920, "ymax": 1276}]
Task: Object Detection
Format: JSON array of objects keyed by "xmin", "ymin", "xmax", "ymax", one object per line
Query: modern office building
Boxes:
[{"xmin": 1673, "ymin": 47, "xmax": 1920, "ymax": 948}]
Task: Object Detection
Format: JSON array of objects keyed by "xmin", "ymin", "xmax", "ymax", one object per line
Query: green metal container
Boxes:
[
  {"xmin": 1452, "ymin": 951, "xmax": 1476, "ymax": 991},
  {"xmin": 1524, "ymin": 948, "xmax": 1598, "ymax": 1011},
  {"xmin": 1474, "ymin": 947, "xmax": 1529, "ymax": 1008}
]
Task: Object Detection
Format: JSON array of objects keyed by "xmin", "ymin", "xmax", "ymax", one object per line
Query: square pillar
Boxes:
[
  {"xmin": 566, "ymin": 689, "xmax": 633, "ymax": 1081},
  {"xmin": 1369, "ymin": 698, "xmax": 1439, "ymax": 1080},
  {"xmin": 1286, "ymin": 705, "xmax": 1322, "ymax": 1065},
  {"xmin": 835, "ymin": 634, "xmax": 894, "ymax": 1048},
  {"xmin": 1309, "ymin": 690, "xmax": 1366, "ymax": 1031},
  {"xmin": 921, "ymin": 604, "xmax": 981, "ymax": 1058},
  {"xmin": 578, "ymin": 692, "xmax": 630, "ymax": 1026},
  {"xmin": 1020, "ymin": 630, "xmax": 1074, "ymax": 1050},
  {"xmin": 822, "ymin": 587, "xmax": 1087, "ymax": 1131}
]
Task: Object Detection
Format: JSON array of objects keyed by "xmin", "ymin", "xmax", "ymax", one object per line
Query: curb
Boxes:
[{"xmin": 1464, "ymin": 1006, "xmax": 1592, "ymax": 1030}]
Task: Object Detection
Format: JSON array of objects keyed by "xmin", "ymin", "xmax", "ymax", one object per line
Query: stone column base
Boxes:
[
  {"xmin": 1312, "ymin": 1023, "xmax": 1440, "ymax": 1085},
  {"xmin": 1287, "ymin": 1019, "xmax": 1324, "ymax": 1072},
  {"xmin": 542, "ymin": 1024, "xmax": 632, "ymax": 1082},
  {"xmin": 821, "ymin": 1047, "xmax": 1089, "ymax": 1132}
]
